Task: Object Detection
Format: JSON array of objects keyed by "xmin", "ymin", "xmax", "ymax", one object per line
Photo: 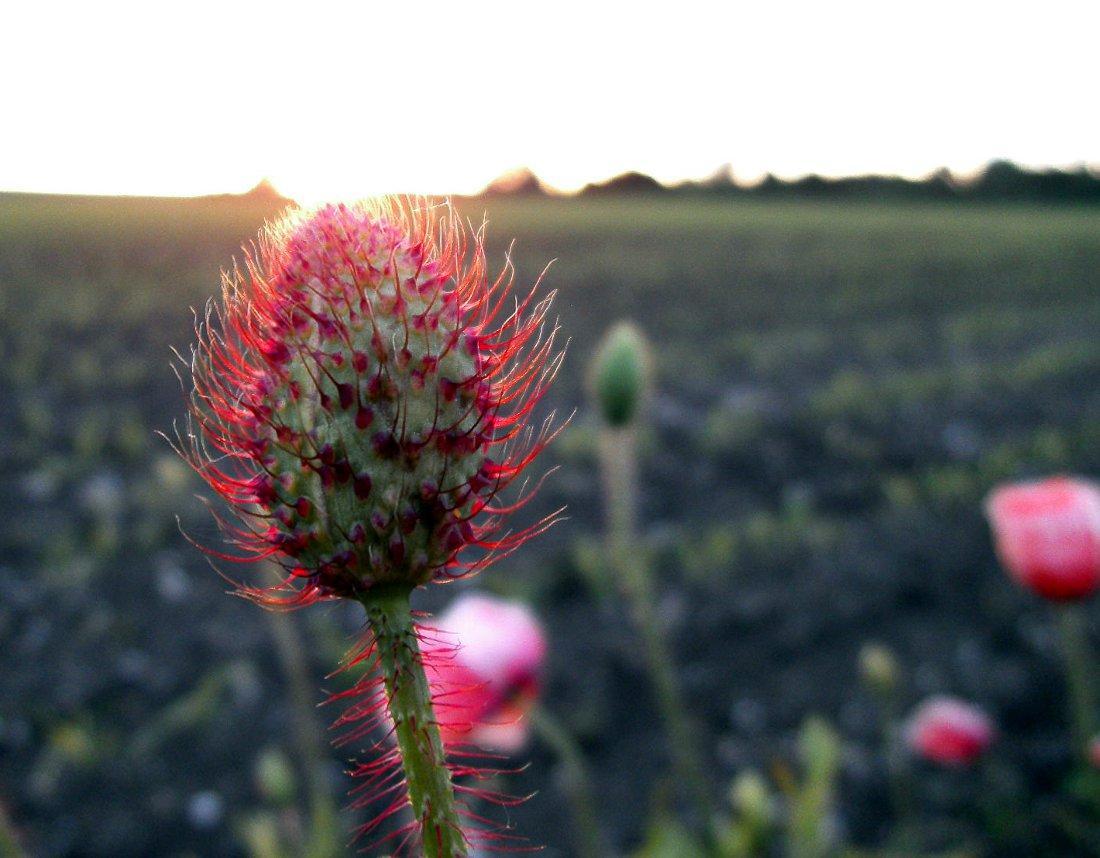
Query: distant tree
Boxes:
[
  {"xmin": 705, "ymin": 163, "xmax": 734, "ymax": 185},
  {"xmin": 1032, "ymin": 165, "xmax": 1100, "ymax": 203},
  {"xmin": 972, "ymin": 159, "xmax": 1031, "ymax": 199},
  {"xmin": 481, "ymin": 167, "xmax": 549, "ymax": 197},
  {"xmin": 701, "ymin": 163, "xmax": 739, "ymax": 192},
  {"xmin": 244, "ymin": 178, "xmax": 286, "ymax": 201},
  {"xmin": 525, "ymin": 160, "xmax": 1100, "ymax": 204},
  {"xmin": 963, "ymin": 160, "xmax": 1100, "ymax": 203},
  {"xmin": 789, "ymin": 174, "xmax": 832, "ymax": 197},
  {"xmin": 581, "ymin": 171, "xmax": 667, "ymax": 196},
  {"xmin": 925, "ymin": 167, "xmax": 960, "ymax": 200},
  {"xmin": 753, "ymin": 173, "xmax": 784, "ymax": 196}
]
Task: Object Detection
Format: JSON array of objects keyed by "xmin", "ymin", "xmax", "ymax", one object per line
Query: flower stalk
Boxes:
[
  {"xmin": 1058, "ymin": 604, "xmax": 1097, "ymax": 764},
  {"xmin": 0, "ymin": 801, "xmax": 24, "ymax": 858},
  {"xmin": 599, "ymin": 426, "xmax": 717, "ymax": 842},
  {"xmin": 265, "ymin": 607, "xmax": 342, "ymax": 855},
  {"xmin": 530, "ymin": 706, "xmax": 606, "ymax": 858},
  {"xmin": 360, "ymin": 584, "xmax": 467, "ymax": 858}
]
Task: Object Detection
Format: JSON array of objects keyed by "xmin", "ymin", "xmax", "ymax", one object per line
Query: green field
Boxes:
[{"xmin": 2, "ymin": 191, "xmax": 1099, "ymax": 855}]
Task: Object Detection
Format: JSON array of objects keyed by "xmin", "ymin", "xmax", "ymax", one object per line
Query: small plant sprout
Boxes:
[{"xmin": 175, "ymin": 199, "xmax": 563, "ymax": 856}]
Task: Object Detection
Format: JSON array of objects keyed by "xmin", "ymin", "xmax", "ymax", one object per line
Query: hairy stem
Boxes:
[
  {"xmin": 1059, "ymin": 604, "xmax": 1097, "ymax": 764},
  {"xmin": 530, "ymin": 706, "xmax": 607, "ymax": 858},
  {"xmin": 599, "ymin": 428, "xmax": 717, "ymax": 844},
  {"xmin": 359, "ymin": 585, "xmax": 467, "ymax": 858}
]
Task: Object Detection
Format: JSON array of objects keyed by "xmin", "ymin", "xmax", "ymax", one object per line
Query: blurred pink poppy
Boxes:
[
  {"xmin": 1089, "ymin": 737, "xmax": 1100, "ymax": 769},
  {"xmin": 905, "ymin": 696, "xmax": 994, "ymax": 766},
  {"xmin": 985, "ymin": 476, "xmax": 1100, "ymax": 601},
  {"xmin": 421, "ymin": 594, "xmax": 547, "ymax": 752}
]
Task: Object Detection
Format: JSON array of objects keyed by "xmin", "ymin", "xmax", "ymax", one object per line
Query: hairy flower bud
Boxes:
[
  {"xmin": 589, "ymin": 321, "xmax": 651, "ymax": 428},
  {"xmin": 180, "ymin": 199, "xmax": 562, "ymax": 604}
]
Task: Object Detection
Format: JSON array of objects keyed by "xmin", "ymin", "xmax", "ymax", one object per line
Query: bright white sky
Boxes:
[{"xmin": 1, "ymin": 0, "xmax": 1096, "ymax": 201}]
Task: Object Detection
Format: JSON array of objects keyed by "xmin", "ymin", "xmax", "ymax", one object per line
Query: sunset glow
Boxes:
[{"xmin": 3, "ymin": 0, "xmax": 1097, "ymax": 199}]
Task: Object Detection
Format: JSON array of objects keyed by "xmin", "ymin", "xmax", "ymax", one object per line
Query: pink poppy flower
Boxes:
[
  {"xmin": 1089, "ymin": 737, "xmax": 1100, "ymax": 769},
  {"xmin": 985, "ymin": 477, "xmax": 1100, "ymax": 601},
  {"xmin": 422, "ymin": 594, "xmax": 547, "ymax": 752},
  {"xmin": 906, "ymin": 696, "xmax": 995, "ymax": 766}
]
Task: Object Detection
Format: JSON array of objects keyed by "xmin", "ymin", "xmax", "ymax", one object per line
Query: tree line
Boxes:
[{"xmin": 481, "ymin": 161, "xmax": 1100, "ymax": 204}]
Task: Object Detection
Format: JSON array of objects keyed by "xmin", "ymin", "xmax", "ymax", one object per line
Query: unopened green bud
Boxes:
[
  {"xmin": 800, "ymin": 716, "xmax": 841, "ymax": 777},
  {"xmin": 254, "ymin": 747, "xmax": 296, "ymax": 806},
  {"xmin": 589, "ymin": 321, "xmax": 651, "ymax": 428},
  {"xmin": 731, "ymin": 769, "xmax": 772, "ymax": 825},
  {"xmin": 859, "ymin": 643, "xmax": 898, "ymax": 695}
]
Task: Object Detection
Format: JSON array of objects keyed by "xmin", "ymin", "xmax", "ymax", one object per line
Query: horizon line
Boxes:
[{"xmin": 4, "ymin": 159, "xmax": 1099, "ymax": 203}]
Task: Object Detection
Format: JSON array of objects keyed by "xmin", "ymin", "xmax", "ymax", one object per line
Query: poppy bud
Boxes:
[{"xmin": 589, "ymin": 321, "xmax": 651, "ymax": 428}]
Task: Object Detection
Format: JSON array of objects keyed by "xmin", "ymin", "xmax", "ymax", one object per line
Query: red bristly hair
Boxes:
[{"xmin": 174, "ymin": 198, "xmax": 564, "ymax": 607}]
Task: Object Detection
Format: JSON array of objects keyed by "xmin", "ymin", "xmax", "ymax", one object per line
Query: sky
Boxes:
[{"xmin": 2, "ymin": 0, "xmax": 1097, "ymax": 201}]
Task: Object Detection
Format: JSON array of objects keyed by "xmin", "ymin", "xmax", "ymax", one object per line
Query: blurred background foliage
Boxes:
[{"xmin": 1, "ymin": 184, "xmax": 1099, "ymax": 855}]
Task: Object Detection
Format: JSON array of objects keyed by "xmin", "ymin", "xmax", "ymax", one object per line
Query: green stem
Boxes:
[
  {"xmin": 1058, "ymin": 604, "xmax": 1097, "ymax": 764},
  {"xmin": 877, "ymin": 689, "xmax": 915, "ymax": 853},
  {"xmin": 358, "ymin": 584, "xmax": 467, "ymax": 858},
  {"xmin": 599, "ymin": 428, "xmax": 718, "ymax": 849},
  {"xmin": 266, "ymin": 609, "xmax": 342, "ymax": 857},
  {"xmin": 0, "ymin": 800, "xmax": 24, "ymax": 858},
  {"xmin": 530, "ymin": 706, "xmax": 607, "ymax": 858}
]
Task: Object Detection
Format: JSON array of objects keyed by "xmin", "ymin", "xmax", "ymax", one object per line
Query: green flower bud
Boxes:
[
  {"xmin": 254, "ymin": 747, "xmax": 296, "ymax": 806},
  {"xmin": 859, "ymin": 642, "xmax": 898, "ymax": 695},
  {"xmin": 589, "ymin": 321, "xmax": 651, "ymax": 428},
  {"xmin": 731, "ymin": 768, "xmax": 772, "ymax": 824}
]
